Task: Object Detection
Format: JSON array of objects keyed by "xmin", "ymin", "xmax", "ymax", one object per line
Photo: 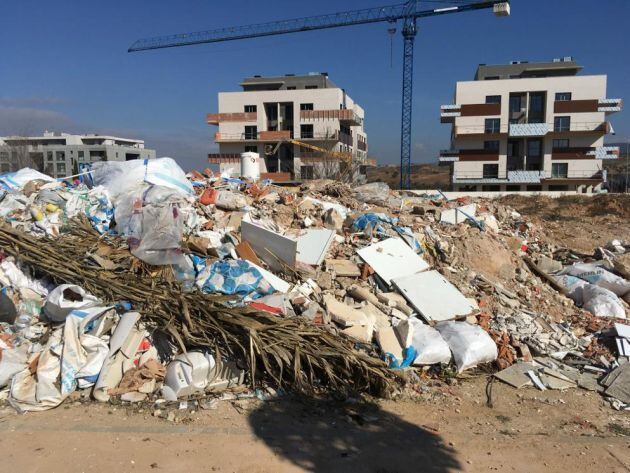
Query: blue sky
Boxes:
[{"xmin": 0, "ymin": 0, "xmax": 628, "ymax": 170}]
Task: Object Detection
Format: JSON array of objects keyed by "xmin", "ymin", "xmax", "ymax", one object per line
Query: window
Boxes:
[
  {"xmin": 549, "ymin": 185, "xmax": 570, "ymax": 191},
  {"xmin": 526, "ymin": 185, "xmax": 542, "ymax": 191},
  {"xmin": 46, "ymin": 151, "xmax": 53, "ymax": 162},
  {"xmin": 286, "ymin": 86, "xmax": 296, "ymax": 90},
  {"xmin": 244, "ymin": 126, "xmax": 257, "ymax": 140},
  {"xmin": 301, "ymin": 165, "xmax": 314, "ymax": 180},
  {"xmin": 555, "ymin": 92, "xmax": 572, "ymax": 101},
  {"xmin": 506, "ymin": 185, "xmax": 521, "ymax": 192},
  {"xmin": 0, "ymin": 152, "xmax": 9, "ymax": 162},
  {"xmin": 244, "ymin": 145, "xmax": 257, "ymax": 153},
  {"xmin": 482, "ymin": 185, "xmax": 501, "ymax": 191},
  {"xmin": 77, "ymin": 151, "xmax": 84, "ymax": 162},
  {"xmin": 484, "ymin": 140, "xmax": 500, "ymax": 151},
  {"xmin": 300, "ymin": 103, "xmax": 314, "ymax": 111},
  {"xmin": 552, "ymin": 163, "xmax": 568, "ymax": 178},
  {"xmin": 305, "ymin": 85, "xmax": 318, "ymax": 89},
  {"xmin": 485, "ymin": 95, "xmax": 501, "ymax": 104},
  {"xmin": 300, "ymin": 124, "xmax": 314, "ymax": 139},
  {"xmin": 56, "ymin": 162, "xmax": 66, "ymax": 174},
  {"xmin": 484, "ymin": 76, "xmax": 500, "ymax": 80},
  {"xmin": 528, "ymin": 93, "xmax": 545, "ymax": 123},
  {"xmin": 484, "ymin": 118, "xmax": 500, "ymax": 134},
  {"xmin": 55, "ymin": 151, "xmax": 65, "ymax": 161},
  {"xmin": 553, "ymin": 139, "xmax": 569, "ymax": 149},
  {"xmin": 244, "ymin": 105, "xmax": 257, "ymax": 113},
  {"xmin": 527, "ymin": 139, "xmax": 542, "ymax": 157},
  {"xmin": 483, "ymin": 164, "xmax": 499, "ymax": 179},
  {"xmin": 554, "ymin": 116, "xmax": 571, "ymax": 132}
]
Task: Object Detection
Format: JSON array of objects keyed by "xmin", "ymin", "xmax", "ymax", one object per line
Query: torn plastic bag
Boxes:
[
  {"xmin": 91, "ymin": 157, "xmax": 193, "ymax": 201},
  {"xmin": 0, "ymin": 344, "xmax": 29, "ymax": 388},
  {"xmin": 43, "ymin": 284, "xmax": 101, "ymax": 323},
  {"xmin": 0, "ymin": 193, "xmax": 27, "ymax": 218},
  {"xmin": 161, "ymin": 351, "xmax": 216, "ymax": 400},
  {"xmin": 60, "ymin": 306, "xmax": 113, "ymax": 394},
  {"xmin": 582, "ymin": 284, "xmax": 626, "ymax": 319},
  {"xmin": 560, "ymin": 263, "xmax": 630, "ymax": 297},
  {"xmin": 436, "ymin": 321, "xmax": 497, "ymax": 373},
  {"xmin": 0, "ymin": 259, "xmax": 49, "ymax": 296},
  {"xmin": 195, "ymin": 259, "xmax": 274, "ymax": 301},
  {"xmin": 0, "ymin": 168, "xmax": 54, "ymax": 192},
  {"xmin": 64, "ymin": 186, "xmax": 114, "ymax": 234},
  {"xmin": 406, "ymin": 318, "xmax": 452, "ymax": 365},
  {"xmin": 115, "ymin": 185, "xmax": 186, "ymax": 265},
  {"xmin": 352, "ymin": 213, "xmax": 422, "ymax": 252}
]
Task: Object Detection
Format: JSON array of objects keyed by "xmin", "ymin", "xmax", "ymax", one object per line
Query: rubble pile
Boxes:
[{"xmin": 0, "ymin": 158, "xmax": 629, "ymax": 413}]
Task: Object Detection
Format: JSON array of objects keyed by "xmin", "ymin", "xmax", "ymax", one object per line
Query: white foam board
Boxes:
[
  {"xmin": 296, "ymin": 228, "xmax": 336, "ymax": 266},
  {"xmin": 241, "ymin": 221, "xmax": 297, "ymax": 272},
  {"xmin": 357, "ymin": 238, "xmax": 429, "ymax": 285},
  {"xmin": 392, "ymin": 270, "xmax": 475, "ymax": 322}
]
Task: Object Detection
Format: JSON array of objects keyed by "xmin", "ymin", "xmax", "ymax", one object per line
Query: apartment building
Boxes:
[
  {"xmin": 439, "ymin": 58, "xmax": 623, "ymax": 192},
  {"xmin": 0, "ymin": 132, "xmax": 156, "ymax": 178},
  {"xmin": 207, "ymin": 73, "xmax": 369, "ymax": 180}
]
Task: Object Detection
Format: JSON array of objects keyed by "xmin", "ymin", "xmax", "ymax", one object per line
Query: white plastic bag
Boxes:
[
  {"xmin": 582, "ymin": 284, "xmax": 626, "ymax": 319},
  {"xmin": 91, "ymin": 157, "xmax": 193, "ymax": 200},
  {"xmin": 436, "ymin": 321, "xmax": 497, "ymax": 372},
  {"xmin": 43, "ymin": 284, "xmax": 100, "ymax": 323},
  {"xmin": 553, "ymin": 275, "xmax": 589, "ymax": 305},
  {"xmin": 407, "ymin": 318, "xmax": 452, "ymax": 365},
  {"xmin": 560, "ymin": 263, "xmax": 630, "ymax": 297},
  {"xmin": 0, "ymin": 168, "xmax": 54, "ymax": 191},
  {"xmin": 0, "ymin": 345, "xmax": 29, "ymax": 388}
]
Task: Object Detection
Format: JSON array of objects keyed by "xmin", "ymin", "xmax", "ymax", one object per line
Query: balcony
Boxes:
[
  {"xmin": 207, "ymin": 112, "xmax": 257, "ymax": 125},
  {"xmin": 298, "ymin": 131, "xmax": 344, "ymax": 141},
  {"xmin": 300, "ymin": 109, "xmax": 363, "ymax": 126},
  {"xmin": 208, "ymin": 153, "xmax": 241, "ymax": 164},
  {"xmin": 438, "ymin": 150, "xmax": 459, "ymax": 163},
  {"xmin": 440, "ymin": 103, "xmax": 501, "ymax": 123},
  {"xmin": 598, "ymin": 98, "xmax": 623, "ymax": 113},
  {"xmin": 549, "ymin": 121, "xmax": 611, "ymax": 136},
  {"xmin": 507, "ymin": 170, "xmax": 547, "ymax": 184},
  {"xmin": 543, "ymin": 169, "xmax": 605, "ymax": 183},
  {"xmin": 439, "ymin": 149, "xmax": 500, "ymax": 163},
  {"xmin": 357, "ymin": 139, "xmax": 367, "ymax": 152},
  {"xmin": 509, "ymin": 122, "xmax": 551, "ymax": 137},
  {"xmin": 553, "ymin": 99, "xmax": 623, "ymax": 114},
  {"xmin": 454, "ymin": 124, "xmax": 508, "ymax": 137},
  {"xmin": 552, "ymin": 146, "xmax": 620, "ymax": 160},
  {"xmin": 214, "ymin": 130, "xmax": 292, "ymax": 142}
]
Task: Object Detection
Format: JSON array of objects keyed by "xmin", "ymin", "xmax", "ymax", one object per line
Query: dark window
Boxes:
[
  {"xmin": 305, "ymin": 85, "xmax": 318, "ymax": 90},
  {"xmin": 485, "ymin": 95, "xmax": 501, "ymax": 104},
  {"xmin": 555, "ymin": 92, "xmax": 572, "ymax": 101},
  {"xmin": 552, "ymin": 163, "xmax": 568, "ymax": 178},
  {"xmin": 300, "ymin": 124, "xmax": 314, "ymax": 139},
  {"xmin": 526, "ymin": 185, "xmax": 542, "ymax": 191},
  {"xmin": 484, "ymin": 118, "xmax": 500, "ymax": 133},
  {"xmin": 506, "ymin": 185, "xmax": 521, "ymax": 191},
  {"xmin": 482, "ymin": 185, "xmax": 501, "ymax": 191},
  {"xmin": 484, "ymin": 76, "xmax": 500, "ymax": 80},
  {"xmin": 549, "ymin": 185, "xmax": 570, "ymax": 191},
  {"xmin": 528, "ymin": 92, "xmax": 545, "ymax": 123},
  {"xmin": 244, "ymin": 105, "xmax": 257, "ymax": 113},
  {"xmin": 554, "ymin": 116, "xmax": 571, "ymax": 132},
  {"xmin": 244, "ymin": 126, "xmax": 257, "ymax": 140},
  {"xmin": 286, "ymin": 86, "xmax": 296, "ymax": 90},
  {"xmin": 483, "ymin": 164, "xmax": 499, "ymax": 179},
  {"xmin": 244, "ymin": 145, "xmax": 257, "ymax": 153},
  {"xmin": 553, "ymin": 139, "xmax": 569, "ymax": 149},
  {"xmin": 484, "ymin": 140, "xmax": 500, "ymax": 151},
  {"xmin": 527, "ymin": 139, "xmax": 542, "ymax": 157},
  {"xmin": 300, "ymin": 103, "xmax": 314, "ymax": 111},
  {"xmin": 301, "ymin": 165, "xmax": 314, "ymax": 180},
  {"xmin": 78, "ymin": 151, "xmax": 84, "ymax": 158},
  {"xmin": 46, "ymin": 151, "xmax": 53, "ymax": 161}
]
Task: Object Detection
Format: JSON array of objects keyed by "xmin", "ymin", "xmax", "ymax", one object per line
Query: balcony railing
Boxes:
[
  {"xmin": 207, "ymin": 112, "xmax": 257, "ymax": 125},
  {"xmin": 215, "ymin": 130, "xmax": 293, "ymax": 142},
  {"xmin": 300, "ymin": 109, "xmax": 363, "ymax": 126},
  {"xmin": 208, "ymin": 153, "xmax": 242, "ymax": 164},
  {"xmin": 598, "ymin": 98, "xmax": 623, "ymax": 113},
  {"xmin": 453, "ymin": 124, "xmax": 509, "ymax": 136}
]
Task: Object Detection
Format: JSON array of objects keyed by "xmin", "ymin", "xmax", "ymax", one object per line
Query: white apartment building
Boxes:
[
  {"xmin": 439, "ymin": 58, "xmax": 623, "ymax": 192},
  {"xmin": 207, "ymin": 73, "xmax": 369, "ymax": 180},
  {"xmin": 0, "ymin": 132, "xmax": 156, "ymax": 179}
]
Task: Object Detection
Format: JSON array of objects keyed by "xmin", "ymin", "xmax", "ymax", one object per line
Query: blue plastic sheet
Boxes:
[
  {"xmin": 352, "ymin": 213, "xmax": 422, "ymax": 253},
  {"xmin": 196, "ymin": 259, "xmax": 274, "ymax": 301}
]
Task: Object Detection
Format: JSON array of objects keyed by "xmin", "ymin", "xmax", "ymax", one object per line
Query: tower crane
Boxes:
[{"xmin": 129, "ymin": 1, "xmax": 510, "ymax": 189}]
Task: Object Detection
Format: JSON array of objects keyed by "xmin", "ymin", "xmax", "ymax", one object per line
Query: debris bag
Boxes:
[
  {"xmin": 552, "ymin": 275, "xmax": 589, "ymax": 305},
  {"xmin": 560, "ymin": 263, "xmax": 630, "ymax": 297},
  {"xmin": 0, "ymin": 193, "xmax": 27, "ymax": 218},
  {"xmin": 43, "ymin": 284, "xmax": 100, "ymax": 323},
  {"xmin": 406, "ymin": 318, "xmax": 452, "ymax": 365},
  {"xmin": 436, "ymin": 321, "xmax": 497, "ymax": 373},
  {"xmin": 0, "ymin": 345, "xmax": 29, "ymax": 388},
  {"xmin": 64, "ymin": 186, "xmax": 114, "ymax": 234},
  {"xmin": 0, "ymin": 259, "xmax": 49, "ymax": 296},
  {"xmin": 200, "ymin": 189, "xmax": 247, "ymax": 210},
  {"xmin": 195, "ymin": 259, "xmax": 274, "ymax": 301},
  {"xmin": 582, "ymin": 284, "xmax": 626, "ymax": 319},
  {"xmin": 115, "ymin": 185, "xmax": 186, "ymax": 266},
  {"xmin": 0, "ymin": 168, "xmax": 54, "ymax": 192},
  {"xmin": 353, "ymin": 182, "xmax": 391, "ymax": 205},
  {"xmin": 91, "ymin": 157, "xmax": 193, "ymax": 201},
  {"xmin": 162, "ymin": 351, "xmax": 216, "ymax": 400}
]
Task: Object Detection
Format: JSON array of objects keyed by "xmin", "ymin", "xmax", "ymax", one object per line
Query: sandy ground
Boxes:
[{"xmin": 1, "ymin": 377, "xmax": 628, "ymax": 473}]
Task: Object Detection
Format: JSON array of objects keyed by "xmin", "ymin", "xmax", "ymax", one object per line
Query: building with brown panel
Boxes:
[{"xmin": 439, "ymin": 58, "xmax": 622, "ymax": 192}]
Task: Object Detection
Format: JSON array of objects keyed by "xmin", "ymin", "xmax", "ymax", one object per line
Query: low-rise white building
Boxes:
[
  {"xmin": 207, "ymin": 73, "xmax": 369, "ymax": 180},
  {"xmin": 0, "ymin": 132, "xmax": 156, "ymax": 178},
  {"xmin": 439, "ymin": 58, "xmax": 623, "ymax": 192}
]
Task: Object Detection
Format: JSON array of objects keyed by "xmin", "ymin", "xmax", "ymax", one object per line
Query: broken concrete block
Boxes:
[
  {"xmin": 323, "ymin": 295, "xmax": 368, "ymax": 328},
  {"xmin": 326, "ymin": 259, "xmax": 361, "ymax": 277},
  {"xmin": 342, "ymin": 322, "xmax": 374, "ymax": 343},
  {"xmin": 535, "ymin": 255, "xmax": 563, "ymax": 275},
  {"xmin": 375, "ymin": 326, "xmax": 404, "ymax": 364}
]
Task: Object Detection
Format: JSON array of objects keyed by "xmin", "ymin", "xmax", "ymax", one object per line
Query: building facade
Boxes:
[
  {"xmin": 207, "ymin": 73, "xmax": 369, "ymax": 180},
  {"xmin": 0, "ymin": 132, "xmax": 156, "ymax": 178},
  {"xmin": 439, "ymin": 58, "xmax": 623, "ymax": 192}
]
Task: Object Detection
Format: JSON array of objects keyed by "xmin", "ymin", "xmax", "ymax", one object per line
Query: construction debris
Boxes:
[{"xmin": 0, "ymin": 158, "xmax": 629, "ymax": 414}]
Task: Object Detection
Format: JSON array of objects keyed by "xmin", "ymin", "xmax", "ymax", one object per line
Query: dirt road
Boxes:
[{"xmin": 1, "ymin": 377, "xmax": 628, "ymax": 473}]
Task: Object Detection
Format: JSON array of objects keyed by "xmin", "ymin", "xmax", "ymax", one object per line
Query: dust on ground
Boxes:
[
  {"xmin": 500, "ymin": 194, "xmax": 630, "ymax": 253},
  {"xmin": 0, "ymin": 377, "xmax": 628, "ymax": 473}
]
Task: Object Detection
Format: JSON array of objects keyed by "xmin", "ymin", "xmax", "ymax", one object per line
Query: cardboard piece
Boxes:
[
  {"xmin": 236, "ymin": 240, "xmax": 262, "ymax": 266},
  {"xmin": 357, "ymin": 238, "xmax": 429, "ymax": 285},
  {"xmin": 393, "ymin": 270, "xmax": 476, "ymax": 323}
]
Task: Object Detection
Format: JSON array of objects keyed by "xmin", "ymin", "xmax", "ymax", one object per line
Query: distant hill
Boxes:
[{"xmin": 367, "ymin": 163, "xmax": 450, "ymax": 190}]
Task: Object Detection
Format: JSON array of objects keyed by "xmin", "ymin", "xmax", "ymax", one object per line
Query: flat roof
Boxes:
[{"xmin": 475, "ymin": 59, "xmax": 583, "ymax": 80}]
